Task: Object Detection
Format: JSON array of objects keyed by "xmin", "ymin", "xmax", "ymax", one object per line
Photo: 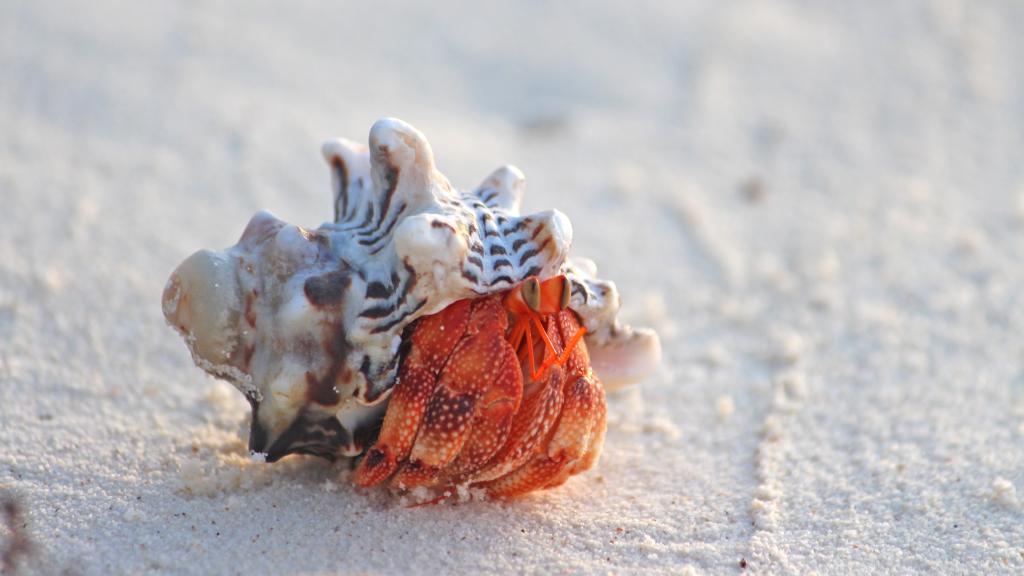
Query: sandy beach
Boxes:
[{"xmin": 2, "ymin": 1, "xmax": 1023, "ymax": 574}]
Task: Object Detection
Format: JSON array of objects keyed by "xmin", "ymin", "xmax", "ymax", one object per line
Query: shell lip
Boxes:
[{"xmin": 249, "ymin": 404, "xmax": 382, "ymax": 463}]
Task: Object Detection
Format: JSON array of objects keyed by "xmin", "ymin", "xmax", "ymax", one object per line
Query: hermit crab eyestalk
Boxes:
[
  {"xmin": 521, "ymin": 277, "xmax": 542, "ymax": 313},
  {"xmin": 535, "ymin": 275, "xmax": 572, "ymax": 315},
  {"xmin": 558, "ymin": 275, "xmax": 571, "ymax": 310}
]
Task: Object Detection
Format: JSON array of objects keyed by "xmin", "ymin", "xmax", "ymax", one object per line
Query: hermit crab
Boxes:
[{"xmin": 162, "ymin": 118, "xmax": 660, "ymax": 501}]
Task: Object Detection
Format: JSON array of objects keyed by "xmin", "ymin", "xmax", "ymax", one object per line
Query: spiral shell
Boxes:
[{"xmin": 162, "ymin": 118, "xmax": 659, "ymax": 462}]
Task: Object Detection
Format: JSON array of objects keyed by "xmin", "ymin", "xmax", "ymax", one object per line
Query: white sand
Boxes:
[{"xmin": 2, "ymin": 1, "xmax": 1023, "ymax": 574}]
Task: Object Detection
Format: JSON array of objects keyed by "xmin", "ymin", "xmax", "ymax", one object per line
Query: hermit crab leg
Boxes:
[
  {"xmin": 566, "ymin": 393, "xmax": 607, "ymax": 477},
  {"xmin": 477, "ymin": 311, "xmax": 606, "ymax": 498},
  {"xmin": 559, "ymin": 326, "xmax": 587, "ymax": 365},
  {"xmin": 479, "ymin": 371, "xmax": 605, "ymax": 498},
  {"xmin": 541, "ymin": 370, "xmax": 606, "ymax": 488},
  {"xmin": 353, "ymin": 299, "xmax": 472, "ymax": 487},
  {"xmin": 538, "ymin": 325, "xmax": 588, "ymax": 376},
  {"xmin": 510, "ymin": 314, "xmax": 558, "ymax": 383},
  {"xmin": 555, "ymin": 309, "xmax": 591, "ymax": 375},
  {"xmin": 391, "ymin": 298, "xmax": 510, "ymax": 489},
  {"xmin": 531, "ymin": 316, "xmax": 560, "ymax": 364},
  {"xmin": 470, "ymin": 364, "xmax": 566, "ymax": 485},
  {"xmin": 507, "ymin": 318, "xmax": 528, "ymax": 359},
  {"xmin": 470, "ymin": 314, "xmax": 570, "ymax": 484},
  {"xmin": 522, "ymin": 323, "xmax": 540, "ymax": 381},
  {"xmin": 439, "ymin": 341, "xmax": 522, "ymax": 482}
]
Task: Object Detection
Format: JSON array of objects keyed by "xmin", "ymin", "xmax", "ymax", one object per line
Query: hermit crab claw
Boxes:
[{"xmin": 162, "ymin": 117, "xmax": 660, "ymax": 474}]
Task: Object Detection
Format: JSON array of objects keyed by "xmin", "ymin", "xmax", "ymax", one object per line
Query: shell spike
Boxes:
[
  {"xmin": 321, "ymin": 138, "xmax": 371, "ymax": 224},
  {"xmin": 369, "ymin": 118, "xmax": 453, "ymax": 216},
  {"xmin": 518, "ymin": 208, "xmax": 574, "ymax": 278},
  {"xmin": 238, "ymin": 209, "xmax": 285, "ymax": 248},
  {"xmin": 475, "ymin": 165, "xmax": 525, "ymax": 212}
]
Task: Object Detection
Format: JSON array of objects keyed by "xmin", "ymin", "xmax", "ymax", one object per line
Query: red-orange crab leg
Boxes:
[
  {"xmin": 530, "ymin": 315, "xmax": 559, "ymax": 376},
  {"xmin": 437, "ymin": 340, "xmax": 522, "ymax": 483},
  {"xmin": 566, "ymin": 397, "xmax": 607, "ymax": 478},
  {"xmin": 538, "ymin": 324, "xmax": 587, "ymax": 376},
  {"xmin": 522, "ymin": 321, "xmax": 539, "ymax": 381},
  {"xmin": 470, "ymin": 314, "xmax": 571, "ymax": 484},
  {"xmin": 475, "ymin": 310, "xmax": 606, "ymax": 498},
  {"xmin": 391, "ymin": 296, "xmax": 515, "ymax": 489},
  {"xmin": 478, "ymin": 372, "xmax": 606, "ymax": 498},
  {"xmin": 470, "ymin": 364, "xmax": 566, "ymax": 485},
  {"xmin": 536, "ymin": 310, "xmax": 605, "ymax": 484},
  {"xmin": 507, "ymin": 317, "xmax": 528, "ymax": 355},
  {"xmin": 393, "ymin": 323, "xmax": 524, "ymax": 506},
  {"xmin": 353, "ymin": 299, "xmax": 472, "ymax": 487}
]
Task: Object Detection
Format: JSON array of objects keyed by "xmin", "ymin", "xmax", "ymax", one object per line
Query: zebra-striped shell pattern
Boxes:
[{"xmin": 162, "ymin": 118, "xmax": 660, "ymax": 462}]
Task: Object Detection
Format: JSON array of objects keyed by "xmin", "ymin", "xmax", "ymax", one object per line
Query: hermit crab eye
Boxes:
[
  {"xmin": 559, "ymin": 276, "xmax": 572, "ymax": 310},
  {"xmin": 521, "ymin": 277, "xmax": 541, "ymax": 312}
]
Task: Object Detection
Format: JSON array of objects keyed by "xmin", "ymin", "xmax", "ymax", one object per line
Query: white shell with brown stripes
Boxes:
[{"xmin": 161, "ymin": 118, "xmax": 660, "ymax": 462}]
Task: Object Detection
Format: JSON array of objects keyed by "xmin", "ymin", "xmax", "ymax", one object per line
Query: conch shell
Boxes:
[{"xmin": 162, "ymin": 118, "xmax": 660, "ymax": 462}]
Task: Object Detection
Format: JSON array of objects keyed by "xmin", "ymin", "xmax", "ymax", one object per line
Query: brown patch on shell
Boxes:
[
  {"xmin": 430, "ymin": 220, "xmax": 457, "ymax": 234},
  {"xmin": 242, "ymin": 345, "xmax": 255, "ymax": 372},
  {"xmin": 305, "ymin": 370, "xmax": 341, "ymax": 405},
  {"xmin": 330, "ymin": 155, "xmax": 349, "ymax": 222},
  {"xmin": 244, "ymin": 290, "xmax": 258, "ymax": 328},
  {"xmin": 304, "ymin": 310, "xmax": 354, "ymax": 407},
  {"xmin": 303, "ymin": 271, "xmax": 350, "ymax": 308}
]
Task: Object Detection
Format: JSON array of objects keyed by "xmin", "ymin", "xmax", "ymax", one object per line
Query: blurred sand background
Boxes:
[{"xmin": 1, "ymin": 1, "xmax": 1023, "ymax": 574}]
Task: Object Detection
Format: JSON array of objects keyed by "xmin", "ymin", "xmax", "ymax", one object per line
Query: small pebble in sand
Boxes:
[
  {"xmin": 774, "ymin": 371, "xmax": 807, "ymax": 403},
  {"xmin": 991, "ymin": 478, "xmax": 1018, "ymax": 510},
  {"xmin": 740, "ymin": 177, "xmax": 765, "ymax": 203},
  {"xmin": 769, "ymin": 328, "xmax": 804, "ymax": 364},
  {"xmin": 808, "ymin": 287, "xmax": 840, "ymax": 311},
  {"xmin": 642, "ymin": 416, "xmax": 682, "ymax": 440},
  {"xmin": 755, "ymin": 485, "xmax": 779, "ymax": 501},
  {"xmin": 409, "ymin": 486, "xmax": 432, "ymax": 504},
  {"xmin": 41, "ymin": 266, "xmax": 65, "ymax": 293},
  {"xmin": 716, "ymin": 395, "xmax": 735, "ymax": 419},
  {"xmin": 702, "ymin": 343, "xmax": 729, "ymax": 367}
]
